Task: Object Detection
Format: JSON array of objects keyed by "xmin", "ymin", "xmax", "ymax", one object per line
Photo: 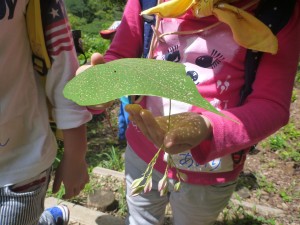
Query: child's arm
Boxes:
[
  {"xmin": 191, "ymin": 7, "xmax": 300, "ymax": 164},
  {"xmin": 52, "ymin": 125, "xmax": 89, "ymax": 199},
  {"xmin": 43, "ymin": 0, "xmax": 92, "ymax": 198},
  {"xmin": 125, "ymin": 104, "xmax": 213, "ymax": 154},
  {"xmin": 104, "ymin": 0, "xmax": 144, "ymax": 61}
]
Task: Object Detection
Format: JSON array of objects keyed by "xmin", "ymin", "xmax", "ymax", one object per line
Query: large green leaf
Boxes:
[{"xmin": 63, "ymin": 58, "xmax": 222, "ymax": 115}]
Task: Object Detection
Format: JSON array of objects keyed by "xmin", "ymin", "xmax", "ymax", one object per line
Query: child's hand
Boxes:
[
  {"xmin": 125, "ymin": 104, "xmax": 212, "ymax": 154},
  {"xmin": 76, "ymin": 53, "xmax": 113, "ymax": 111},
  {"xmin": 52, "ymin": 153, "xmax": 89, "ymax": 199},
  {"xmin": 75, "ymin": 52, "xmax": 105, "ymax": 74}
]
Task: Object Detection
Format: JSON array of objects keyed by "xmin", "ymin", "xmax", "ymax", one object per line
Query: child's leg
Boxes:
[
  {"xmin": 125, "ymin": 145, "xmax": 169, "ymax": 225},
  {"xmin": 170, "ymin": 180, "xmax": 236, "ymax": 225},
  {"xmin": 0, "ymin": 169, "xmax": 51, "ymax": 225}
]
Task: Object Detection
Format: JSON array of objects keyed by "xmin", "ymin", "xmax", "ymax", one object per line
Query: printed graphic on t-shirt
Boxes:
[
  {"xmin": 195, "ymin": 49, "xmax": 225, "ymax": 69},
  {"xmin": 157, "ymin": 45, "xmax": 181, "ymax": 62},
  {"xmin": 145, "ymin": 18, "xmax": 245, "ymax": 174},
  {"xmin": 45, "ymin": 0, "xmax": 74, "ymax": 55},
  {"xmin": 0, "ymin": 0, "xmax": 17, "ymax": 20},
  {"xmin": 164, "ymin": 151, "xmax": 234, "ymax": 173}
]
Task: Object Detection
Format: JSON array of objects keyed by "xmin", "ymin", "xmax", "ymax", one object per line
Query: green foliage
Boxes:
[
  {"xmin": 279, "ymin": 190, "xmax": 292, "ymax": 202},
  {"xmin": 291, "ymin": 89, "xmax": 297, "ymax": 102},
  {"xmin": 283, "ymin": 123, "xmax": 300, "ymax": 140},
  {"xmin": 268, "ymin": 135, "xmax": 286, "ymax": 150},
  {"xmin": 263, "ymin": 123, "xmax": 300, "ymax": 162},
  {"xmin": 68, "ymin": 13, "xmax": 87, "ymax": 30},
  {"xmin": 296, "ymin": 64, "xmax": 300, "ymax": 84},
  {"xmin": 279, "ymin": 148, "xmax": 300, "ymax": 162},
  {"xmin": 256, "ymin": 174, "xmax": 276, "ymax": 194},
  {"xmin": 98, "ymin": 146, "xmax": 124, "ymax": 171},
  {"xmin": 220, "ymin": 202, "xmax": 277, "ymax": 225},
  {"xmin": 53, "ymin": 140, "xmax": 64, "ymax": 169},
  {"xmin": 81, "ymin": 33, "xmax": 110, "ymax": 58},
  {"xmin": 116, "ymin": 185, "xmax": 127, "ymax": 217},
  {"xmin": 66, "ymin": 0, "xmax": 125, "ymax": 35}
]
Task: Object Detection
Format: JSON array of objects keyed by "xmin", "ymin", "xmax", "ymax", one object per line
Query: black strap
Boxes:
[
  {"xmin": 239, "ymin": 0, "xmax": 296, "ymax": 105},
  {"xmin": 140, "ymin": 0, "xmax": 158, "ymax": 58},
  {"xmin": 72, "ymin": 30, "xmax": 87, "ymax": 65}
]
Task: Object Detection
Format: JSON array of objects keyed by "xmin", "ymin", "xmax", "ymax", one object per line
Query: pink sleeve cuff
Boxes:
[{"xmin": 87, "ymin": 107, "xmax": 105, "ymax": 115}]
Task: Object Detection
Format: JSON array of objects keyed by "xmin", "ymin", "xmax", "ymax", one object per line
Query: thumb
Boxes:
[
  {"xmin": 91, "ymin": 52, "xmax": 105, "ymax": 66},
  {"xmin": 76, "ymin": 65, "xmax": 91, "ymax": 75}
]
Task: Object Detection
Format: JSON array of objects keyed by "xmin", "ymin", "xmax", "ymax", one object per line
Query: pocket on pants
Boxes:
[{"xmin": 0, "ymin": 169, "xmax": 51, "ymax": 225}]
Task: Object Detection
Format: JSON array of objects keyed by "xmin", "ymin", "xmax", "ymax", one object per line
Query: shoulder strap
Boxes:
[
  {"xmin": 26, "ymin": 0, "xmax": 51, "ymax": 75},
  {"xmin": 239, "ymin": 0, "xmax": 297, "ymax": 105},
  {"xmin": 72, "ymin": 30, "xmax": 87, "ymax": 65},
  {"xmin": 140, "ymin": 0, "xmax": 158, "ymax": 58}
]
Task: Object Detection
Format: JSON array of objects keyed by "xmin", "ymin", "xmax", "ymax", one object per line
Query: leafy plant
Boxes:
[
  {"xmin": 130, "ymin": 144, "xmax": 187, "ymax": 197},
  {"xmin": 268, "ymin": 135, "xmax": 286, "ymax": 151},
  {"xmin": 80, "ymin": 34, "xmax": 110, "ymax": 60},
  {"xmin": 279, "ymin": 190, "xmax": 292, "ymax": 202},
  {"xmin": 219, "ymin": 201, "xmax": 277, "ymax": 225},
  {"xmin": 262, "ymin": 123, "xmax": 300, "ymax": 162},
  {"xmin": 116, "ymin": 185, "xmax": 127, "ymax": 217},
  {"xmin": 98, "ymin": 146, "xmax": 124, "ymax": 171},
  {"xmin": 256, "ymin": 174, "xmax": 276, "ymax": 194}
]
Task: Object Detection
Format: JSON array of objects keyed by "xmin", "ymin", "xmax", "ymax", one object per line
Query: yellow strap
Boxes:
[
  {"xmin": 26, "ymin": 0, "xmax": 63, "ymax": 140},
  {"xmin": 26, "ymin": 0, "xmax": 51, "ymax": 71},
  {"xmin": 141, "ymin": 0, "xmax": 278, "ymax": 54}
]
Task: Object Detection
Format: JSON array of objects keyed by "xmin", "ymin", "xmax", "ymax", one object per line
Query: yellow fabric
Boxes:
[
  {"xmin": 26, "ymin": 0, "xmax": 63, "ymax": 140},
  {"xmin": 26, "ymin": 0, "xmax": 52, "ymax": 71},
  {"xmin": 141, "ymin": 0, "xmax": 278, "ymax": 54}
]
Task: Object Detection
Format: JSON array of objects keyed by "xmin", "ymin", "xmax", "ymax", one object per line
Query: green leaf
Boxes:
[{"xmin": 63, "ymin": 58, "xmax": 221, "ymax": 115}]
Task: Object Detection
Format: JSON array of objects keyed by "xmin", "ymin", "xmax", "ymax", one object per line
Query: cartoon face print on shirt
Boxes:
[
  {"xmin": 195, "ymin": 49, "xmax": 225, "ymax": 69},
  {"xmin": 184, "ymin": 62, "xmax": 215, "ymax": 85},
  {"xmin": 155, "ymin": 45, "xmax": 181, "ymax": 62}
]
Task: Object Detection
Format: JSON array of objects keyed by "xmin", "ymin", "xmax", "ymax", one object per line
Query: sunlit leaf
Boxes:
[{"xmin": 63, "ymin": 58, "xmax": 222, "ymax": 115}]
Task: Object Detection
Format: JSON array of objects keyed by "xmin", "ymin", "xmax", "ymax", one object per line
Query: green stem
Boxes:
[{"xmin": 168, "ymin": 155, "xmax": 184, "ymax": 181}]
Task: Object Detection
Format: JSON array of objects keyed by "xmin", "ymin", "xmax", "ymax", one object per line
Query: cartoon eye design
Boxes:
[
  {"xmin": 186, "ymin": 70, "xmax": 199, "ymax": 84},
  {"xmin": 195, "ymin": 49, "xmax": 225, "ymax": 68},
  {"xmin": 165, "ymin": 51, "xmax": 181, "ymax": 62},
  {"xmin": 162, "ymin": 45, "xmax": 181, "ymax": 62}
]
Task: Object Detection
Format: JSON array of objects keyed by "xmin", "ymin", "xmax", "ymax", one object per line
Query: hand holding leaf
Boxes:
[
  {"xmin": 63, "ymin": 58, "xmax": 222, "ymax": 117},
  {"xmin": 75, "ymin": 53, "xmax": 113, "ymax": 111},
  {"xmin": 63, "ymin": 57, "xmax": 228, "ymax": 197},
  {"xmin": 125, "ymin": 104, "xmax": 212, "ymax": 154}
]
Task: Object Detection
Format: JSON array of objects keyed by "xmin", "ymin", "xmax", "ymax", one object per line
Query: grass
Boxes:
[
  {"xmin": 217, "ymin": 202, "xmax": 278, "ymax": 225},
  {"xmin": 260, "ymin": 122, "xmax": 300, "ymax": 162},
  {"xmin": 96, "ymin": 146, "xmax": 125, "ymax": 172}
]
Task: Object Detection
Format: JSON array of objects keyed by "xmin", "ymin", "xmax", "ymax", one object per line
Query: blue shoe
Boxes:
[{"xmin": 46, "ymin": 205, "xmax": 70, "ymax": 225}]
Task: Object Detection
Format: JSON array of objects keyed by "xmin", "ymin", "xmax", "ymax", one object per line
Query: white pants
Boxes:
[{"xmin": 125, "ymin": 145, "xmax": 236, "ymax": 225}]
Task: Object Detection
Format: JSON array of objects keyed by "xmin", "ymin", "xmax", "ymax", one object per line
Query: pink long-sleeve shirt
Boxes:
[{"xmin": 105, "ymin": 0, "xmax": 300, "ymax": 185}]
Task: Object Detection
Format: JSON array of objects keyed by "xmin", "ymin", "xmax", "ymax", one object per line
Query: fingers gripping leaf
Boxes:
[{"xmin": 63, "ymin": 58, "xmax": 221, "ymax": 116}]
